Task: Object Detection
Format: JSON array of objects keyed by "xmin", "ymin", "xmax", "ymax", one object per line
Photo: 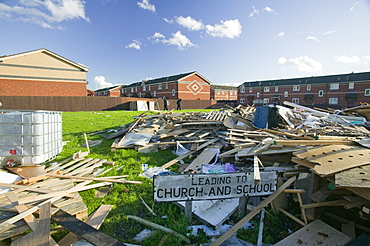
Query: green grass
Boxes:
[{"xmin": 55, "ymin": 109, "xmax": 291, "ymax": 245}]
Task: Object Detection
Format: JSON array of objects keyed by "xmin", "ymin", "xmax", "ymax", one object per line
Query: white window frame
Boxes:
[
  {"xmin": 240, "ymin": 98, "xmax": 245, "ymax": 103},
  {"xmin": 217, "ymin": 90, "xmax": 220, "ymax": 95},
  {"xmin": 318, "ymin": 90, "xmax": 324, "ymax": 97},
  {"xmin": 249, "ymin": 87, "xmax": 253, "ymax": 93},
  {"xmin": 165, "ymin": 83, "xmax": 168, "ymax": 89},
  {"xmin": 257, "ymin": 92, "xmax": 260, "ymax": 98},
  {"xmin": 264, "ymin": 87, "xmax": 270, "ymax": 92},
  {"xmin": 131, "ymin": 87, "xmax": 134, "ymax": 93},
  {"xmin": 292, "ymin": 98, "xmax": 299, "ymax": 104},
  {"xmin": 158, "ymin": 84, "xmax": 162, "ymax": 90},
  {"xmin": 329, "ymin": 98, "xmax": 338, "ymax": 105},
  {"xmin": 240, "ymin": 86, "xmax": 245, "ymax": 93},
  {"xmin": 284, "ymin": 91, "xmax": 289, "ymax": 97},
  {"xmin": 275, "ymin": 86, "xmax": 278, "ymax": 92},
  {"xmin": 143, "ymin": 85, "xmax": 146, "ymax": 92},
  {"xmin": 330, "ymin": 83, "xmax": 339, "ymax": 90},
  {"xmin": 153, "ymin": 91, "xmax": 156, "ymax": 97},
  {"xmin": 172, "ymin": 89, "xmax": 175, "ymax": 97},
  {"xmin": 307, "ymin": 85, "xmax": 311, "ymax": 91},
  {"xmin": 348, "ymin": 82, "xmax": 354, "ymax": 90},
  {"xmin": 148, "ymin": 85, "xmax": 151, "ymax": 91},
  {"xmin": 293, "ymin": 85, "xmax": 300, "ymax": 91},
  {"xmin": 365, "ymin": 89, "xmax": 370, "ymax": 97},
  {"xmin": 263, "ymin": 98, "xmax": 269, "ymax": 104}
]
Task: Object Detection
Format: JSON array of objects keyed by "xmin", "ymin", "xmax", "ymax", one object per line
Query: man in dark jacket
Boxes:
[{"xmin": 176, "ymin": 98, "xmax": 182, "ymax": 110}]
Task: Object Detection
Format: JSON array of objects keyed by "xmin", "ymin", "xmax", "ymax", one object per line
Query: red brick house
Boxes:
[
  {"xmin": 210, "ymin": 85, "xmax": 238, "ymax": 101},
  {"xmin": 0, "ymin": 48, "xmax": 88, "ymax": 97},
  {"xmin": 121, "ymin": 71, "xmax": 211, "ymax": 100},
  {"xmin": 238, "ymin": 72, "xmax": 370, "ymax": 108},
  {"xmin": 94, "ymin": 85, "xmax": 121, "ymax": 97}
]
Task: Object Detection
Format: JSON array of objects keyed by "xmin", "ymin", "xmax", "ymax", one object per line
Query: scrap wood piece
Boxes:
[
  {"xmin": 184, "ymin": 146, "xmax": 222, "ymax": 173},
  {"xmin": 6, "ymin": 193, "xmax": 58, "ymax": 246},
  {"xmin": 346, "ymin": 187, "xmax": 370, "ymax": 201},
  {"xmin": 273, "ymin": 139, "xmax": 356, "ymax": 146},
  {"xmin": 11, "ymin": 202, "xmax": 52, "ymax": 246},
  {"xmin": 300, "ymin": 199, "xmax": 351, "ymax": 209},
  {"xmin": 274, "ymin": 219, "xmax": 351, "ymax": 246},
  {"xmin": 159, "ymin": 128, "xmax": 189, "ymax": 139},
  {"xmin": 161, "ymin": 138, "xmax": 219, "ymax": 169},
  {"xmin": 309, "ymin": 148, "xmax": 370, "ymax": 176},
  {"xmin": 293, "ymin": 145, "xmax": 355, "ymax": 160},
  {"xmin": 210, "ymin": 176, "xmax": 296, "ymax": 246},
  {"xmin": 127, "ymin": 215, "xmax": 190, "ymax": 244},
  {"xmin": 253, "ymin": 156, "xmax": 261, "ymax": 183},
  {"xmin": 46, "ymin": 174, "xmax": 142, "ymax": 184},
  {"xmin": 237, "ymin": 146, "xmax": 298, "ymax": 158},
  {"xmin": 323, "ymin": 212, "xmax": 370, "ymax": 234},
  {"xmin": 52, "ymin": 209, "xmax": 126, "ymax": 246},
  {"xmin": 45, "ymin": 157, "xmax": 88, "ymax": 173},
  {"xmin": 58, "ymin": 204, "xmax": 113, "ymax": 246},
  {"xmin": 335, "ymin": 164, "xmax": 370, "ymax": 188}
]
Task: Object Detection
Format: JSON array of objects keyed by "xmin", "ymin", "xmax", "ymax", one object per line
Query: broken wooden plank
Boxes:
[
  {"xmin": 184, "ymin": 147, "xmax": 221, "ymax": 173},
  {"xmin": 52, "ymin": 209, "xmax": 125, "ymax": 246},
  {"xmin": 274, "ymin": 219, "xmax": 351, "ymax": 246},
  {"xmin": 335, "ymin": 164, "xmax": 370, "ymax": 188},
  {"xmin": 46, "ymin": 174, "xmax": 142, "ymax": 184}
]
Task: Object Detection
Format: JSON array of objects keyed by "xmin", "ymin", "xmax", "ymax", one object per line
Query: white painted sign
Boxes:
[{"xmin": 153, "ymin": 171, "xmax": 277, "ymax": 202}]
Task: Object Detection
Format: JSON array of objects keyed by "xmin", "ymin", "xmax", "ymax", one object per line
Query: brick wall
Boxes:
[{"xmin": 0, "ymin": 79, "xmax": 87, "ymax": 97}]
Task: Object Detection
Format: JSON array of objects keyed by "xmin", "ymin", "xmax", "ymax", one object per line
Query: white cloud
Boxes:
[
  {"xmin": 278, "ymin": 31, "xmax": 285, "ymax": 37},
  {"xmin": 151, "ymin": 32, "xmax": 165, "ymax": 39},
  {"xmin": 249, "ymin": 6, "xmax": 259, "ymax": 18},
  {"xmin": 306, "ymin": 36, "xmax": 319, "ymax": 41},
  {"xmin": 0, "ymin": 0, "xmax": 89, "ymax": 28},
  {"xmin": 163, "ymin": 17, "xmax": 173, "ymax": 24},
  {"xmin": 162, "ymin": 31, "xmax": 195, "ymax": 50},
  {"xmin": 335, "ymin": 55, "xmax": 361, "ymax": 63},
  {"xmin": 205, "ymin": 19, "xmax": 242, "ymax": 38},
  {"xmin": 176, "ymin": 16, "xmax": 204, "ymax": 31},
  {"xmin": 125, "ymin": 40, "xmax": 141, "ymax": 50},
  {"xmin": 137, "ymin": 0, "xmax": 155, "ymax": 12},
  {"xmin": 94, "ymin": 75, "xmax": 116, "ymax": 90},
  {"xmin": 278, "ymin": 56, "xmax": 323, "ymax": 72},
  {"xmin": 263, "ymin": 6, "xmax": 277, "ymax": 15},
  {"xmin": 322, "ymin": 29, "xmax": 339, "ymax": 35}
]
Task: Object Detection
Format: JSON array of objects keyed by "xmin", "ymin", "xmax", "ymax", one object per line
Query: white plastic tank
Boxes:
[{"xmin": 0, "ymin": 110, "xmax": 63, "ymax": 166}]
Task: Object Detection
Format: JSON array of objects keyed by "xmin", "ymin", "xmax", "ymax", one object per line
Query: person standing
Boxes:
[
  {"xmin": 163, "ymin": 96, "xmax": 168, "ymax": 110},
  {"xmin": 176, "ymin": 98, "xmax": 182, "ymax": 110}
]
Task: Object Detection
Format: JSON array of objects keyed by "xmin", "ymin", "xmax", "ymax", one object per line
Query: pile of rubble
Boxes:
[{"xmin": 107, "ymin": 101, "xmax": 370, "ymax": 245}]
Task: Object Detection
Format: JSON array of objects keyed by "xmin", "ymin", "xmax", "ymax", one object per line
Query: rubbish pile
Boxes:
[
  {"xmin": 107, "ymin": 101, "xmax": 370, "ymax": 245},
  {"xmin": 1, "ymin": 101, "xmax": 370, "ymax": 245}
]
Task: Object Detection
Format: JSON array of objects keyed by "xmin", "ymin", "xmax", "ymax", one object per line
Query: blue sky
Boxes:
[{"xmin": 1, "ymin": 0, "xmax": 370, "ymax": 90}]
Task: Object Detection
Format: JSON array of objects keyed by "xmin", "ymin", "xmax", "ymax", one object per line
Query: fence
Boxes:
[{"xmin": 0, "ymin": 96, "xmax": 224, "ymax": 112}]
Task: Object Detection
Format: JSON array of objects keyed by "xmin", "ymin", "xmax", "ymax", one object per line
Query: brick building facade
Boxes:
[
  {"xmin": 0, "ymin": 49, "xmax": 88, "ymax": 97},
  {"xmin": 210, "ymin": 85, "xmax": 238, "ymax": 101},
  {"xmin": 121, "ymin": 71, "xmax": 211, "ymax": 100},
  {"xmin": 95, "ymin": 86, "xmax": 121, "ymax": 97},
  {"xmin": 238, "ymin": 72, "xmax": 370, "ymax": 108}
]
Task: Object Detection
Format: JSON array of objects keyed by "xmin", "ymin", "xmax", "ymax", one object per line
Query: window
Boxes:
[
  {"xmin": 165, "ymin": 83, "xmax": 168, "ymax": 89},
  {"xmin": 240, "ymin": 98, "xmax": 245, "ymax": 103},
  {"xmin": 348, "ymin": 82, "xmax": 354, "ymax": 90},
  {"xmin": 131, "ymin": 87, "xmax": 134, "ymax": 93},
  {"xmin": 293, "ymin": 85, "xmax": 300, "ymax": 91},
  {"xmin": 143, "ymin": 86, "xmax": 146, "ymax": 92},
  {"xmin": 292, "ymin": 98, "xmax": 299, "ymax": 104},
  {"xmin": 217, "ymin": 90, "xmax": 220, "ymax": 95},
  {"xmin": 275, "ymin": 86, "xmax": 278, "ymax": 92},
  {"xmin": 135, "ymin": 87, "xmax": 138, "ymax": 92},
  {"xmin": 249, "ymin": 87, "xmax": 253, "ymax": 93},
  {"xmin": 318, "ymin": 90, "xmax": 324, "ymax": 97},
  {"xmin": 222, "ymin": 91, "xmax": 224, "ymax": 95},
  {"xmin": 172, "ymin": 89, "xmax": 175, "ymax": 97},
  {"xmin": 365, "ymin": 89, "xmax": 370, "ymax": 97},
  {"xmin": 264, "ymin": 87, "xmax": 270, "ymax": 92},
  {"xmin": 153, "ymin": 91, "xmax": 156, "ymax": 97},
  {"xmin": 148, "ymin": 85, "xmax": 151, "ymax": 91},
  {"xmin": 240, "ymin": 86, "xmax": 245, "ymax": 93},
  {"xmin": 139, "ymin": 92, "xmax": 142, "ymax": 98},
  {"xmin": 307, "ymin": 85, "xmax": 311, "ymax": 91},
  {"xmin": 263, "ymin": 98, "xmax": 269, "ymax": 104},
  {"xmin": 329, "ymin": 98, "xmax": 338, "ymax": 105},
  {"xmin": 257, "ymin": 92, "xmax": 260, "ymax": 98},
  {"xmin": 284, "ymin": 91, "xmax": 288, "ymax": 97},
  {"xmin": 158, "ymin": 84, "xmax": 162, "ymax": 90},
  {"xmin": 330, "ymin": 83, "xmax": 339, "ymax": 90}
]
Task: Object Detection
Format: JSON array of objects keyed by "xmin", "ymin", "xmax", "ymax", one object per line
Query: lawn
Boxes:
[{"xmin": 56, "ymin": 109, "xmax": 291, "ymax": 246}]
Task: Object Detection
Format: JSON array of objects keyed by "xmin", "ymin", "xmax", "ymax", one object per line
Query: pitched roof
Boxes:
[
  {"xmin": 124, "ymin": 71, "xmax": 211, "ymax": 87},
  {"xmin": 94, "ymin": 85, "xmax": 121, "ymax": 92},
  {"xmin": 0, "ymin": 48, "xmax": 89, "ymax": 72},
  {"xmin": 240, "ymin": 71, "xmax": 370, "ymax": 87},
  {"xmin": 211, "ymin": 85, "xmax": 238, "ymax": 90}
]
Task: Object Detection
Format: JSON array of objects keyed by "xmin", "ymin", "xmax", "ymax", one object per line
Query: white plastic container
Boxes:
[{"xmin": 0, "ymin": 110, "xmax": 63, "ymax": 166}]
